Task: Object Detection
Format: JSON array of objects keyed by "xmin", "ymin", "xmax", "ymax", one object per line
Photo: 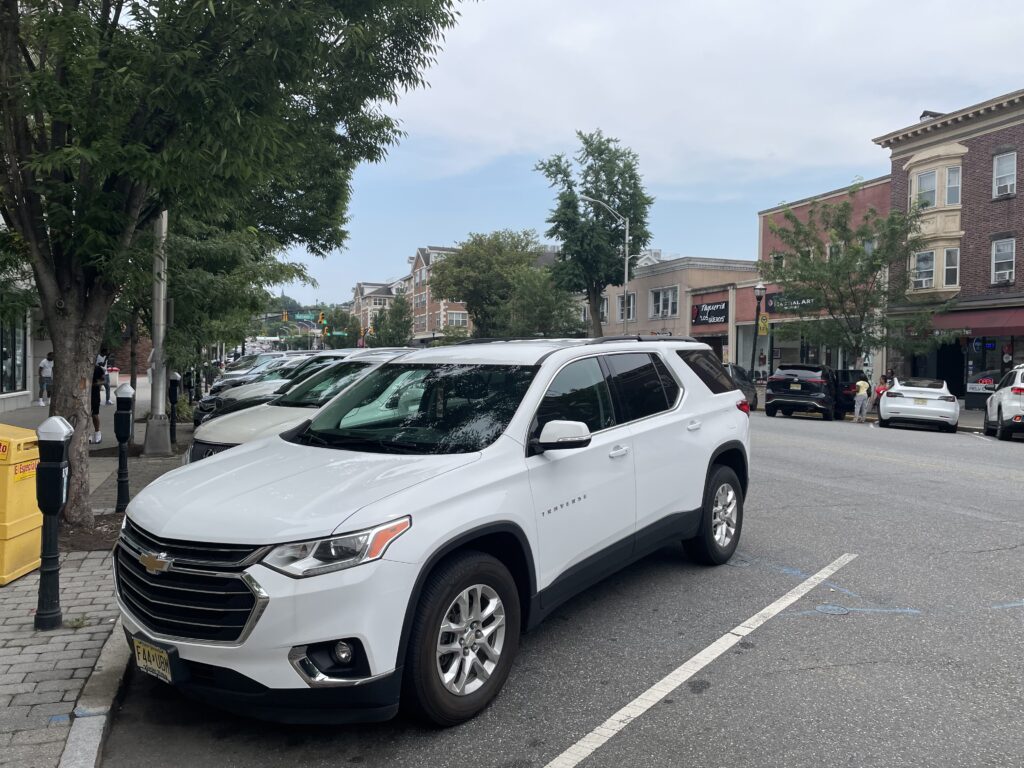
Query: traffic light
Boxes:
[
  {"xmin": 322, "ymin": 325, "xmax": 330, "ymax": 337},
  {"xmin": 318, "ymin": 311, "xmax": 326, "ymax": 324},
  {"xmin": 282, "ymin": 310, "xmax": 288, "ymax": 322}
]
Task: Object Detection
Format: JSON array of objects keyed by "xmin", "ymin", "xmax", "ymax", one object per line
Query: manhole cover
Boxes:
[{"xmin": 815, "ymin": 604, "xmax": 850, "ymax": 615}]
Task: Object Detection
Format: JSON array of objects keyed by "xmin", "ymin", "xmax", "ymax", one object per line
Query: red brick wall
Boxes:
[
  {"xmin": 760, "ymin": 181, "xmax": 891, "ymax": 262},
  {"xmin": 960, "ymin": 124, "xmax": 1023, "ymax": 300}
]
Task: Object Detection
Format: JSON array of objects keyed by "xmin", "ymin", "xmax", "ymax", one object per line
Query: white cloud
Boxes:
[{"xmin": 385, "ymin": 0, "xmax": 1023, "ymax": 189}]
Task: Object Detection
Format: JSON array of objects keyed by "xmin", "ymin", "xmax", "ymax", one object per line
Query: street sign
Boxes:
[
  {"xmin": 331, "ymin": 331, "xmax": 347, "ymax": 337},
  {"xmin": 757, "ymin": 313, "xmax": 769, "ymax": 336},
  {"xmin": 295, "ymin": 312, "xmax": 313, "ymax": 321}
]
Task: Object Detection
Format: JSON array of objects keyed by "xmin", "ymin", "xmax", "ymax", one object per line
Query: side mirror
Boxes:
[{"xmin": 534, "ymin": 420, "xmax": 592, "ymax": 453}]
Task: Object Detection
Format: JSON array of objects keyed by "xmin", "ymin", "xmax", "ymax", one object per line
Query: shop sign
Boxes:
[
  {"xmin": 765, "ymin": 293, "xmax": 815, "ymax": 313},
  {"xmin": 691, "ymin": 300, "xmax": 728, "ymax": 326},
  {"xmin": 757, "ymin": 313, "xmax": 769, "ymax": 336}
]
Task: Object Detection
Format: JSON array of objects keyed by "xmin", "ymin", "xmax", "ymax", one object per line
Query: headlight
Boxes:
[{"xmin": 262, "ymin": 517, "xmax": 411, "ymax": 578}]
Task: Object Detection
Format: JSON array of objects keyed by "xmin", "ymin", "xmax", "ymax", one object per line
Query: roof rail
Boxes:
[
  {"xmin": 452, "ymin": 336, "xmax": 586, "ymax": 345},
  {"xmin": 585, "ymin": 335, "xmax": 698, "ymax": 344}
]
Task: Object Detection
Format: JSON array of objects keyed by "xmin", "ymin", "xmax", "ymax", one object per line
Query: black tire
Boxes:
[
  {"xmin": 996, "ymin": 410, "xmax": 1011, "ymax": 441},
  {"xmin": 403, "ymin": 551, "xmax": 521, "ymax": 727},
  {"xmin": 781, "ymin": 408, "xmax": 793, "ymax": 417},
  {"xmin": 941, "ymin": 422, "xmax": 957, "ymax": 434},
  {"xmin": 765, "ymin": 406, "xmax": 777, "ymax": 417},
  {"xmin": 822, "ymin": 407, "xmax": 834, "ymax": 422},
  {"xmin": 983, "ymin": 414, "xmax": 996, "ymax": 437},
  {"xmin": 878, "ymin": 417, "xmax": 890, "ymax": 428},
  {"xmin": 751, "ymin": 394, "xmax": 758, "ymax": 411},
  {"xmin": 684, "ymin": 465, "xmax": 744, "ymax": 566}
]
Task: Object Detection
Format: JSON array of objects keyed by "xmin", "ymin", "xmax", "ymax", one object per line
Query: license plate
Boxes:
[
  {"xmin": 790, "ymin": 383, "xmax": 801, "ymax": 391},
  {"xmin": 914, "ymin": 398, "xmax": 927, "ymax": 405},
  {"xmin": 133, "ymin": 638, "xmax": 174, "ymax": 683}
]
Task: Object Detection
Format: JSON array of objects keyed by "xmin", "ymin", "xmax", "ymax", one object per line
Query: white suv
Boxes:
[
  {"xmin": 984, "ymin": 364, "xmax": 1024, "ymax": 440},
  {"xmin": 115, "ymin": 339, "xmax": 751, "ymax": 726}
]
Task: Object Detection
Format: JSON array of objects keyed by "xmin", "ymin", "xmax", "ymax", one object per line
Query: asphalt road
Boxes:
[{"xmin": 101, "ymin": 413, "xmax": 1024, "ymax": 768}]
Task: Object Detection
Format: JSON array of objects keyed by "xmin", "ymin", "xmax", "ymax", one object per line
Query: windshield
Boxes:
[
  {"xmin": 256, "ymin": 362, "xmax": 300, "ymax": 383},
  {"xmin": 302, "ymin": 363, "xmax": 539, "ymax": 455},
  {"xmin": 277, "ymin": 361, "xmax": 372, "ymax": 408},
  {"xmin": 225, "ymin": 354, "xmax": 257, "ymax": 371},
  {"xmin": 899, "ymin": 377, "xmax": 945, "ymax": 389}
]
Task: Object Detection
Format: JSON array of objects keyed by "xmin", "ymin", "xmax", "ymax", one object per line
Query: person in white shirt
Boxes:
[
  {"xmin": 96, "ymin": 347, "xmax": 112, "ymax": 404},
  {"xmin": 37, "ymin": 352, "xmax": 54, "ymax": 406}
]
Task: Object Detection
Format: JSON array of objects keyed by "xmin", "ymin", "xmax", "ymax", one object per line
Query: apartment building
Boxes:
[
  {"xmin": 407, "ymin": 247, "xmax": 472, "ymax": 344},
  {"xmin": 874, "ymin": 89, "xmax": 1024, "ymax": 394}
]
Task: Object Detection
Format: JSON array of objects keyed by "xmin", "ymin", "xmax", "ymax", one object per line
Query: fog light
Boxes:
[{"xmin": 332, "ymin": 641, "xmax": 353, "ymax": 665}]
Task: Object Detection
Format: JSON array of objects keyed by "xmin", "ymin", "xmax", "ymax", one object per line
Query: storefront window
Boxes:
[
  {"xmin": 0, "ymin": 313, "xmax": 28, "ymax": 394},
  {"xmin": 966, "ymin": 336, "xmax": 1021, "ymax": 383}
]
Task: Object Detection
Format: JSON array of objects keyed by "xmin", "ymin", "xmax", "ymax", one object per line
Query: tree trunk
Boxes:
[
  {"xmin": 47, "ymin": 313, "xmax": 104, "ymax": 528},
  {"xmin": 587, "ymin": 288, "xmax": 604, "ymax": 337}
]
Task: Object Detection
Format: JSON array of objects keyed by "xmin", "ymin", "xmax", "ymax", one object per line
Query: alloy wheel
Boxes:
[
  {"xmin": 436, "ymin": 584, "xmax": 506, "ymax": 696},
  {"xmin": 711, "ymin": 483, "xmax": 738, "ymax": 547}
]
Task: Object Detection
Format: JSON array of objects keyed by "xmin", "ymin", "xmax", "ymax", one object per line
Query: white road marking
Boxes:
[
  {"xmin": 971, "ymin": 433, "xmax": 991, "ymax": 442},
  {"xmin": 543, "ymin": 553, "xmax": 859, "ymax": 768}
]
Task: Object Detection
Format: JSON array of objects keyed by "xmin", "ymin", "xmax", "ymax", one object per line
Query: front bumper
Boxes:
[{"xmin": 117, "ymin": 557, "xmax": 418, "ymax": 722}]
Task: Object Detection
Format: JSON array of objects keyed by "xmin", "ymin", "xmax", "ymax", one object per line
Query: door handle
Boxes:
[
  {"xmin": 608, "ymin": 445, "xmax": 630, "ymax": 458},
  {"xmin": 687, "ymin": 420, "xmax": 702, "ymax": 432}
]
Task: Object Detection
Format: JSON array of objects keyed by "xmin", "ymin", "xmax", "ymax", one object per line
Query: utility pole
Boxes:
[{"xmin": 143, "ymin": 210, "xmax": 172, "ymax": 456}]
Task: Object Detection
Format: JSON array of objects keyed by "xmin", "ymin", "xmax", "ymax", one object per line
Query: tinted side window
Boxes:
[
  {"xmin": 533, "ymin": 358, "xmax": 615, "ymax": 436},
  {"xmin": 998, "ymin": 372, "xmax": 1016, "ymax": 390},
  {"xmin": 678, "ymin": 350, "xmax": 736, "ymax": 394},
  {"xmin": 604, "ymin": 353, "xmax": 671, "ymax": 422},
  {"xmin": 652, "ymin": 355, "xmax": 681, "ymax": 404}
]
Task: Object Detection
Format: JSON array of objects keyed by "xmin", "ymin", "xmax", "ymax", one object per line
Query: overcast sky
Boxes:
[{"xmin": 283, "ymin": 0, "xmax": 1023, "ymax": 304}]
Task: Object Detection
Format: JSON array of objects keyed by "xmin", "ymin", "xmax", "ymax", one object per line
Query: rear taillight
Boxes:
[
  {"xmin": 843, "ymin": 385, "xmax": 856, "ymax": 394},
  {"xmin": 736, "ymin": 399, "xmax": 750, "ymax": 415},
  {"xmin": 806, "ymin": 378, "xmax": 827, "ymax": 384},
  {"xmin": 1012, "ymin": 387, "xmax": 1024, "ymax": 395},
  {"xmin": 939, "ymin": 395, "xmax": 956, "ymax": 402},
  {"xmin": 886, "ymin": 391, "xmax": 904, "ymax": 398}
]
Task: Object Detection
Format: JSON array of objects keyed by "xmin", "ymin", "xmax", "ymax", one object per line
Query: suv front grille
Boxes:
[
  {"xmin": 188, "ymin": 440, "xmax": 235, "ymax": 464},
  {"xmin": 115, "ymin": 522, "xmax": 269, "ymax": 644}
]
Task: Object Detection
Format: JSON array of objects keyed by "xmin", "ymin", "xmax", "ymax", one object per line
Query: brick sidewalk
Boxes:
[
  {"xmin": 0, "ymin": 552, "xmax": 117, "ymax": 767},
  {"xmin": 0, "ymin": 435, "xmax": 190, "ymax": 768}
]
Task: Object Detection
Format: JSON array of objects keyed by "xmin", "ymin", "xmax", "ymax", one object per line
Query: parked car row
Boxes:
[{"xmin": 117, "ymin": 338, "xmax": 752, "ymax": 727}]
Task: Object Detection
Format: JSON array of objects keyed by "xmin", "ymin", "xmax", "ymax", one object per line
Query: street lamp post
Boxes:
[
  {"xmin": 579, "ymin": 195, "xmax": 630, "ymax": 335},
  {"xmin": 750, "ymin": 281, "xmax": 766, "ymax": 381}
]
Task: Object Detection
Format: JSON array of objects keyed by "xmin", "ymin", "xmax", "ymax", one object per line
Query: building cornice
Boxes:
[
  {"xmin": 872, "ymin": 89, "xmax": 1024, "ymax": 149},
  {"xmin": 757, "ymin": 175, "xmax": 891, "ymax": 217}
]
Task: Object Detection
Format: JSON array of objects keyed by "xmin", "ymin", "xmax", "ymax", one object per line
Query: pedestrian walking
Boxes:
[
  {"xmin": 853, "ymin": 374, "xmax": 871, "ymax": 422},
  {"xmin": 96, "ymin": 346, "xmax": 112, "ymax": 404},
  {"xmin": 37, "ymin": 352, "xmax": 54, "ymax": 406},
  {"xmin": 89, "ymin": 360, "xmax": 104, "ymax": 443},
  {"xmin": 873, "ymin": 375, "xmax": 888, "ymax": 413}
]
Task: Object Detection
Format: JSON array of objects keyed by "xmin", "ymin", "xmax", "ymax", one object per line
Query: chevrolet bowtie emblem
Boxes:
[{"xmin": 139, "ymin": 551, "xmax": 172, "ymax": 575}]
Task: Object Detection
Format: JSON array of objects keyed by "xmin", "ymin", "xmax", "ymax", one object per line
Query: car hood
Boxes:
[
  {"xmin": 127, "ymin": 437, "xmax": 481, "ymax": 544},
  {"xmin": 222, "ymin": 380, "xmax": 286, "ymax": 402},
  {"xmin": 194, "ymin": 403, "xmax": 307, "ymax": 445}
]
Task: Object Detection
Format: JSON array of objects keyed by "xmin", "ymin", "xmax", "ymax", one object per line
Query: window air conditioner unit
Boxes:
[
  {"xmin": 996, "ymin": 182, "xmax": 1015, "ymax": 196},
  {"xmin": 912, "ymin": 278, "xmax": 933, "ymax": 289},
  {"xmin": 995, "ymin": 270, "xmax": 1014, "ymax": 282}
]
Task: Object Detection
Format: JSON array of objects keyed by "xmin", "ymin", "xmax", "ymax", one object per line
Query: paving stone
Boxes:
[
  {"xmin": 11, "ymin": 690, "xmax": 65, "ymax": 706},
  {"xmin": 0, "ymin": 683, "xmax": 34, "ymax": 696},
  {"xmin": 0, "ymin": 739, "xmax": 64, "ymax": 765},
  {"xmin": 0, "ymin": 673, "xmax": 26, "ymax": 685},
  {"xmin": 28, "ymin": 702, "xmax": 74, "ymax": 717},
  {"xmin": 54, "ymin": 658, "xmax": 93, "ymax": 671},
  {"xmin": 32, "ymin": 679, "xmax": 83, "ymax": 693},
  {"xmin": 10, "ymin": 725, "xmax": 69, "ymax": 745}
]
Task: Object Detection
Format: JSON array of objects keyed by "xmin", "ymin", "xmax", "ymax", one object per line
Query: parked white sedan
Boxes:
[{"xmin": 879, "ymin": 377, "xmax": 959, "ymax": 433}]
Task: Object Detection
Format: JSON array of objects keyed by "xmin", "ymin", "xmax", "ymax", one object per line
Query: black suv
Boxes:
[
  {"xmin": 835, "ymin": 368, "xmax": 867, "ymax": 415},
  {"xmin": 765, "ymin": 363, "xmax": 841, "ymax": 420}
]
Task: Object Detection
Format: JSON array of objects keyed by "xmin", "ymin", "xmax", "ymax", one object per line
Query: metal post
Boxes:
[
  {"xmin": 168, "ymin": 372, "xmax": 180, "ymax": 445},
  {"xmin": 34, "ymin": 416, "xmax": 73, "ymax": 631},
  {"xmin": 750, "ymin": 295, "xmax": 762, "ymax": 377},
  {"xmin": 623, "ymin": 217, "xmax": 630, "ymax": 335},
  {"xmin": 114, "ymin": 384, "xmax": 135, "ymax": 514},
  {"xmin": 144, "ymin": 210, "xmax": 172, "ymax": 456}
]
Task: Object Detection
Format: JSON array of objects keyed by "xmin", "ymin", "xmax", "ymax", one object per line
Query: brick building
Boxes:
[
  {"xmin": 746, "ymin": 176, "xmax": 892, "ymax": 379},
  {"xmin": 874, "ymin": 89, "xmax": 1024, "ymax": 395},
  {"xmin": 407, "ymin": 247, "xmax": 472, "ymax": 344}
]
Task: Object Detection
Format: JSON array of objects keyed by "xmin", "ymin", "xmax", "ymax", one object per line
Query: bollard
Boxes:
[
  {"xmin": 168, "ymin": 372, "xmax": 181, "ymax": 445},
  {"xmin": 34, "ymin": 416, "xmax": 73, "ymax": 631},
  {"xmin": 114, "ymin": 384, "xmax": 135, "ymax": 514}
]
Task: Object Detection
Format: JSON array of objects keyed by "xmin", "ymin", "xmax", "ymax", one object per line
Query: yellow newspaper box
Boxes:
[{"xmin": 0, "ymin": 424, "xmax": 42, "ymax": 585}]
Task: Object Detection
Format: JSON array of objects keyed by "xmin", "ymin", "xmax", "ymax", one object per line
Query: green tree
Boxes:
[
  {"xmin": 0, "ymin": 0, "xmax": 457, "ymax": 524},
  {"xmin": 507, "ymin": 267, "xmax": 583, "ymax": 338},
  {"xmin": 369, "ymin": 293, "xmax": 413, "ymax": 347},
  {"xmin": 430, "ymin": 230, "xmax": 541, "ymax": 337},
  {"xmin": 430, "ymin": 325, "xmax": 469, "ymax": 346},
  {"xmin": 322, "ymin": 307, "xmax": 361, "ymax": 349},
  {"xmin": 269, "ymin": 294, "xmax": 303, "ymax": 314},
  {"xmin": 536, "ymin": 130, "xmax": 654, "ymax": 337},
  {"xmin": 759, "ymin": 197, "xmax": 941, "ymax": 362}
]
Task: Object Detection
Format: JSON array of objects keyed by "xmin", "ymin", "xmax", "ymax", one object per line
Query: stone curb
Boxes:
[{"xmin": 57, "ymin": 619, "xmax": 131, "ymax": 768}]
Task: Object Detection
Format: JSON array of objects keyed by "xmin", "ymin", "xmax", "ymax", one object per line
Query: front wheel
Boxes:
[
  {"xmin": 403, "ymin": 552, "xmax": 521, "ymax": 726},
  {"xmin": 822, "ymin": 407, "xmax": 834, "ymax": 422},
  {"xmin": 765, "ymin": 406, "xmax": 777, "ymax": 417},
  {"xmin": 684, "ymin": 465, "xmax": 743, "ymax": 566},
  {"xmin": 996, "ymin": 410, "xmax": 1012, "ymax": 441},
  {"xmin": 983, "ymin": 413, "xmax": 996, "ymax": 437},
  {"xmin": 878, "ymin": 416, "xmax": 890, "ymax": 428}
]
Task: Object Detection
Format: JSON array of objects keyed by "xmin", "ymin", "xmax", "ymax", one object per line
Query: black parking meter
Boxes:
[
  {"xmin": 168, "ymin": 372, "xmax": 181, "ymax": 445},
  {"xmin": 114, "ymin": 384, "xmax": 135, "ymax": 514},
  {"xmin": 35, "ymin": 416, "xmax": 73, "ymax": 631}
]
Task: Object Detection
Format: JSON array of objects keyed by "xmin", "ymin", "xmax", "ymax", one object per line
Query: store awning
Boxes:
[{"xmin": 933, "ymin": 307, "xmax": 1024, "ymax": 336}]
